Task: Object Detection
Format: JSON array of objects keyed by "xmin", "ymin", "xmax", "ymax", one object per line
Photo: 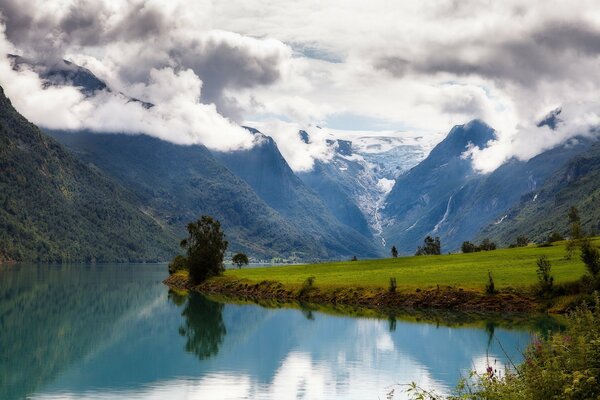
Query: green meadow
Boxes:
[{"xmin": 223, "ymin": 239, "xmax": 599, "ymax": 292}]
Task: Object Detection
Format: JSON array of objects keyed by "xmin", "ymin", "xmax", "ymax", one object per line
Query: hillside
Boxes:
[
  {"xmin": 213, "ymin": 128, "xmax": 380, "ymax": 256},
  {"xmin": 0, "ymin": 86, "xmax": 177, "ymax": 262},
  {"xmin": 479, "ymin": 141, "xmax": 600, "ymax": 244},
  {"xmin": 49, "ymin": 130, "xmax": 380, "ymax": 260}
]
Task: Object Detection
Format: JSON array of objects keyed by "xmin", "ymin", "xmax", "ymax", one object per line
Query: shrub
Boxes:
[
  {"xmin": 461, "ymin": 241, "xmax": 478, "ymax": 253},
  {"xmin": 581, "ymin": 238, "xmax": 600, "ymax": 277},
  {"xmin": 536, "ymin": 255, "xmax": 554, "ymax": 296},
  {"xmin": 515, "ymin": 235, "xmax": 529, "ymax": 247},
  {"xmin": 168, "ymin": 255, "xmax": 188, "ymax": 275},
  {"xmin": 479, "ymin": 238, "xmax": 497, "ymax": 251},
  {"xmin": 389, "ymin": 277, "xmax": 397, "ymax": 293},
  {"xmin": 391, "ymin": 245, "xmax": 399, "ymax": 258},
  {"xmin": 351, "ymin": 255, "xmax": 358, "ymax": 261},
  {"xmin": 548, "ymin": 231, "xmax": 564, "ymax": 243},
  {"xmin": 485, "ymin": 271, "xmax": 496, "ymax": 295},
  {"xmin": 299, "ymin": 276, "xmax": 316, "ymax": 296}
]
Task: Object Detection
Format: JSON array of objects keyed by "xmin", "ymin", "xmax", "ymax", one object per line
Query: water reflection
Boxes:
[
  {"xmin": 0, "ymin": 264, "xmax": 553, "ymax": 400},
  {"xmin": 178, "ymin": 293, "xmax": 226, "ymax": 360}
]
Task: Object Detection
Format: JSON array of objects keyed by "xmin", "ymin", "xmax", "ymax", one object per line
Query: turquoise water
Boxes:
[{"xmin": 0, "ymin": 264, "xmax": 537, "ymax": 399}]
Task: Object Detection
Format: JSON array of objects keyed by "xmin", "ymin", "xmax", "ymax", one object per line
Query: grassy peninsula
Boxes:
[{"xmin": 165, "ymin": 238, "xmax": 599, "ymax": 313}]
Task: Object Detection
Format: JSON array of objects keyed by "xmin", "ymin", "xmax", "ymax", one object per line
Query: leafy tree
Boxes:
[
  {"xmin": 415, "ymin": 236, "xmax": 441, "ymax": 256},
  {"xmin": 232, "ymin": 253, "xmax": 249, "ymax": 269},
  {"xmin": 351, "ymin": 255, "xmax": 358, "ymax": 261},
  {"xmin": 180, "ymin": 215, "xmax": 228, "ymax": 284},
  {"xmin": 391, "ymin": 245, "xmax": 398, "ymax": 258},
  {"xmin": 548, "ymin": 231, "xmax": 564, "ymax": 243},
  {"xmin": 168, "ymin": 255, "xmax": 188, "ymax": 275},
  {"xmin": 461, "ymin": 241, "xmax": 478, "ymax": 253},
  {"xmin": 479, "ymin": 238, "xmax": 497, "ymax": 251},
  {"xmin": 515, "ymin": 235, "xmax": 529, "ymax": 247},
  {"xmin": 536, "ymin": 255, "xmax": 554, "ymax": 296},
  {"xmin": 580, "ymin": 238, "xmax": 600, "ymax": 277}
]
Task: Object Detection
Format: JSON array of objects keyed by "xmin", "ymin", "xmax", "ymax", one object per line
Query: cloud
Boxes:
[
  {"xmin": 0, "ymin": 26, "xmax": 254, "ymax": 151},
  {"xmin": 2, "ymin": 0, "xmax": 600, "ymax": 173}
]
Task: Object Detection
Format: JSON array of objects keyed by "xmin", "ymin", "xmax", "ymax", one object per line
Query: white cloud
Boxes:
[{"xmin": 2, "ymin": 0, "xmax": 600, "ymax": 171}]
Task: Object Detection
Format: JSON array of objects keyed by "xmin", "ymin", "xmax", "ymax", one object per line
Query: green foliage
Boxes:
[
  {"xmin": 461, "ymin": 241, "xmax": 477, "ymax": 253},
  {"xmin": 485, "ymin": 271, "xmax": 496, "ymax": 295},
  {"xmin": 299, "ymin": 276, "xmax": 316, "ymax": 296},
  {"xmin": 515, "ymin": 235, "xmax": 529, "ymax": 247},
  {"xmin": 232, "ymin": 253, "xmax": 249, "ymax": 269},
  {"xmin": 389, "ymin": 277, "xmax": 397, "ymax": 293},
  {"xmin": 168, "ymin": 255, "xmax": 188, "ymax": 275},
  {"xmin": 416, "ymin": 236, "xmax": 441, "ymax": 256},
  {"xmin": 580, "ymin": 238, "xmax": 600, "ymax": 277},
  {"xmin": 536, "ymin": 255, "xmax": 554, "ymax": 296},
  {"xmin": 181, "ymin": 216, "xmax": 228, "ymax": 284},
  {"xmin": 462, "ymin": 239, "xmax": 497, "ymax": 253},
  {"xmin": 405, "ymin": 294, "xmax": 600, "ymax": 400},
  {"xmin": 391, "ymin": 245, "xmax": 399, "ymax": 258},
  {"xmin": 548, "ymin": 231, "xmax": 564, "ymax": 243},
  {"xmin": 0, "ymin": 86, "xmax": 177, "ymax": 262}
]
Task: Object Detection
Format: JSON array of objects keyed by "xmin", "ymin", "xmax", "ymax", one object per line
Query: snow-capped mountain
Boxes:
[{"xmin": 296, "ymin": 128, "xmax": 440, "ymax": 246}]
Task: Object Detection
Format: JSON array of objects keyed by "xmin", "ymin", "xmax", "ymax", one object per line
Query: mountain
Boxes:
[
  {"xmin": 382, "ymin": 120, "xmax": 495, "ymax": 252},
  {"xmin": 0, "ymin": 86, "xmax": 177, "ymax": 262},
  {"xmin": 478, "ymin": 140, "xmax": 600, "ymax": 244},
  {"xmin": 49, "ymin": 130, "xmax": 380, "ymax": 260},
  {"xmin": 382, "ymin": 119, "xmax": 594, "ymax": 254},
  {"xmin": 212, "ymin": 128, "xmax": 381, "ymax": 257}
]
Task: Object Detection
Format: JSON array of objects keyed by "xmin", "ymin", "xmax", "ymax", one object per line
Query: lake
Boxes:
[{"xmin": 0, "ymin": 263, "xmax": 547, "ymax": 399}]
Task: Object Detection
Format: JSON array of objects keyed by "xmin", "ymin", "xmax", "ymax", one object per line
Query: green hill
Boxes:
[
  {"xmin": 0, "ymin": 86, "xmax": 177, "ymax": 262},
  {"xmin": 478, "ymin": 141, "xmax": 600, "ymax": 245}
]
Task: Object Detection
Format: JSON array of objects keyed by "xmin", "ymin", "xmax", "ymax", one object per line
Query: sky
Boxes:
[{"xmin": 1, "ymin": 0, "xmax": 600, "ymax": 172}]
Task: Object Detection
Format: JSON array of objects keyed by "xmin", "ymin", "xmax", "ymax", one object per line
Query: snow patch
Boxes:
[{"xmin": 376, "ymin": 178, "xmax": 395, "ymax": 194}]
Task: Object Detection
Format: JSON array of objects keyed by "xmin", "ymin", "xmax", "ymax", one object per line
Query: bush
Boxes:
[
  {"xmin": 406, "ymin": 294, "xmax": 600, "ymax": 400},
  {"xmin": 581, "ymin": 238, "xmax": 600, "ymax": 277},
  {"xmin": 485, "ymin": 271, "xmax": 496, "ymax": 295},
  {"xmin": 479, "ymin": 238, "xmax": 497, "ymax": 251},
  {"xmin": 548, "ymin": 231, "xmax": 564, "ymax": 243},
  {"xmin": 389, "ymin": 277, "xmax": 397, "ymax": 293},
  {"xmin": 515, "ymin": 235, "xmax": 529, "ymax": 247},
  {"xmin": 536, "ymin": 255, "xmax": 554, "ymax": 296},
  {"xmin": 168, "ymin": 255, "xmax": 188, "ymax": 275},
  {"xmin": 299, "ymin": 276, "xmax": 316, "ymax": 296},
  {"xmin": 461, "ymin": 241, "xmax": 478, "ymax": 253}
]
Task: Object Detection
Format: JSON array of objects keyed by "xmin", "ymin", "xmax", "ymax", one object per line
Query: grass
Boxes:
[{"xmin": 223, "ymin": 238, "xmax": 599, "ymax": 293}]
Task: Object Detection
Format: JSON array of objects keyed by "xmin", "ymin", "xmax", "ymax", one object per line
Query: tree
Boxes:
[
  {"xmin": 168, "ymin": 255, "xmax": 188, "ymax": 275},
  {"xmin": 415, "ymin": 236, "xmax": 441, "ymax": 256},
  {"xmin": 485, "ymin": 271, "xmax": 496, "ymax": 295},
  {"xmin": 232, "ymin": 253, "xmax": 249, "ymax": 269},
  {"xmin": 580, "ymin": 238, "xmax": 600, "ymax": 277},
  {"xmin": 536, "ymin": 255, "xmax": 554, "ymax": 296},
  {"xmin": 391, "ymin": 245, "xmax": 398, "ymax": 258},
  {"xmin": 180, "ymin": 215, "xmax": 228, "ymax": 284},
  {"xmin": 548, "ymin": 231, "xmax": 564, "ymax": 243},
  {"xmin": 461, "ymin": 241, "xmax": 478, "ymax": 253},
  {"xmin": 351, "ymin": 255, "xmax": 358, "ymax": 261},
  {"xmin": 515, "ymin": 235, "xmax": 529, "ymax": 247},
  {"xmin": 479, "ymin": 238, "xmax": 497, "ymax": 251}
]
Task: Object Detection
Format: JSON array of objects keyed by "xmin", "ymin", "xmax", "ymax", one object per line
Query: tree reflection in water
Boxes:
[{"xmin": 174, "ymin": 293, "xmax": 227, "ymax": 360}]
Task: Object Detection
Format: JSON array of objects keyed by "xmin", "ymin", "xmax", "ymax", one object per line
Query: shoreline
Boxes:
[{"xmin": 163, "ymin": 273, "xmax": 543, "ymax": 314}]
